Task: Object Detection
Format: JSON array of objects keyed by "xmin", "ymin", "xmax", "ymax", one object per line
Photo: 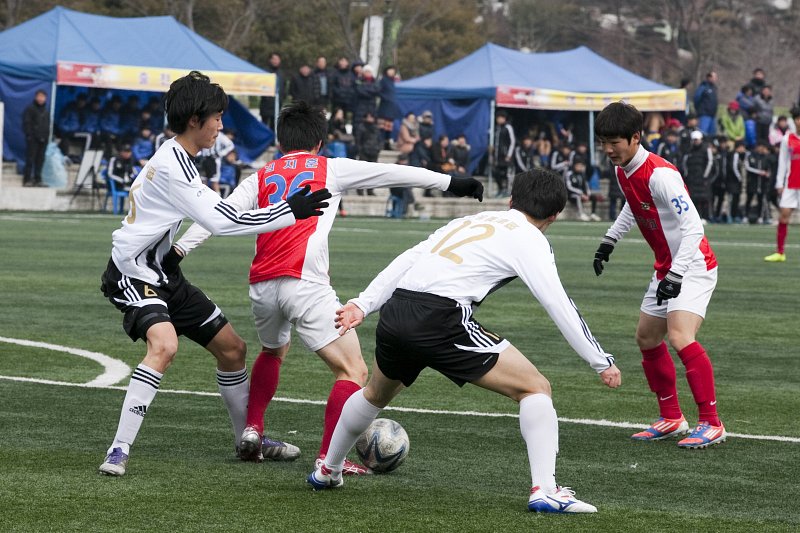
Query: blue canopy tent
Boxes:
[
  {"xmin": 0, "ymin": 6, "xmax": 275, "ymax": 173},
  {"xmin": 396, "ymin": 43, "xmax": 686, "ymax": 177}
]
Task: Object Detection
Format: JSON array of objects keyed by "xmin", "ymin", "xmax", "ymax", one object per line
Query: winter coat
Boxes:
[
  {"xmin": 289, "ymin": 73, "xmax": 316, "ymax": 104},
  {"xmin": 753, "ymin": 95, "xmax": 774, "ymax": 126},
  {"xmin": 376, "ymin": 76, "xmax": 400, "ymax": 121},
  {"xmin": 331, "ymin": 67, "xmax": 356, "ymax": 111},
  {"xmin": 353, "ymin": 76, "xmax": 379, "ymax": 125},
  {"xmin": 718, "ymin": 112, "xmax": 745, "ymax": 142},
  {"xmin": 23, "ymin": 102, "xmax": 50, "ymax": 142},
  {"xmin": 694, "ymin": 81, "xmax": 718, "ymax": 117},
  {"xmin": 355, "ymin": 121, "xmax": 383, "ymax": 159},
  {"xmin": 396, "ymin": 119, "xmax": 420, "ymax": 154},
  {"xmin": 681, "ymin": 144, "xmax": 714, "ymax": 200}
]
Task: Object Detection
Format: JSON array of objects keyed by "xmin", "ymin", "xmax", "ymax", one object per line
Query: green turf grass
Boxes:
[{"xmin": 0, "ymin": 212, "xmax": 798, "ymax": 532}]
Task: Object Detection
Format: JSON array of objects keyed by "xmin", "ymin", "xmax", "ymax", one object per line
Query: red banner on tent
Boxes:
[
  {"xmin": 496, "ymin": 85, "xmax": 685, "ymax": 112},
  {"xmin": 56, "ymin": 61, "xmax": 275, "ymax": 96}
]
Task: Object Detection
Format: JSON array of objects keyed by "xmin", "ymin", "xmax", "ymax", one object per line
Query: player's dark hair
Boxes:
[
  {"xmin": 277, "ymin": 100, "xmax": 327, "ymax": 152},
  {"xmin": 163, "ymin": 71, "xmax": 228, "ymax": 134},
  {"xmin": 595, "ymin": 101, "xmax": 643, "ymax": 142},
  {"xmin": 510, "ymin": 168, "xmax": 567, "ymax": 220},
  {"xmin": 789, "ymin": 107, "xmax": 800, "ymax": 119}
]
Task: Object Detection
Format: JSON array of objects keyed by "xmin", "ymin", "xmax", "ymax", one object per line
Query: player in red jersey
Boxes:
[
  {"xmin": 174, "ymin": 101, "xmax": 484, "ymax": 469},
  {"xmin": 764, "ymin": 106, "xmax": 800, "ymax": 262},
  {"xmin": 592, "ymin": 102, "xmax": 725, "ymax": 448}
]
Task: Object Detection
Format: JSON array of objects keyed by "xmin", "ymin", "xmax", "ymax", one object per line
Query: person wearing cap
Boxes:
[
  {"xmin": 718, "ymin": 101, "xmax": 745, "ymax": 144},
  {"xmin": 681, "ymin": 130, "xmax": 714, "ymax": 221},
  {"xmin": 107, "ymin": 143, "xmax": 137, "ymax": 193},
  {"xmin": 353, "ymin": 63, "xmax": 379, "ymax": 127},
  {"xmin": 418, "ymin": 110, "xmax": 435, "ymax": 141},
  {"xmin": 678, "ymin": 113, "xmax": 700, "ymax": 154}
]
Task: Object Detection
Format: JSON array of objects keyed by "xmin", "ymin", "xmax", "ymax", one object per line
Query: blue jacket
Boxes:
[
  {"xmin": 377, "ymin": 76, "xmax": 400, "ymax": 120},
  {"xmin": 131, "ymin": 137, "xmax": 154, "ymax": 161},
  {"xmin": 694, "ymin": 81, "xmax": 718, "ymax": 117}
]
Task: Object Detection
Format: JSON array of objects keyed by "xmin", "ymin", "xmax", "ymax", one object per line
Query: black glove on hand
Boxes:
[
  {"xmin": 593, "ymin": 236, "xmax": 617, "ymax": 276},
  {"xmin": 656, "ymin": 271, "xmax": 683, "ymax": 305},
  {"xmin": 162, "ymin": 246, "xmax": 184, "ymax": 276},
  {"xmin": 286, "ymin": 185, "xmax": 332, "ymax": 219},
  {"xmin": 447, "ymin": 177, "xmax": 484, "ymax": 202}
]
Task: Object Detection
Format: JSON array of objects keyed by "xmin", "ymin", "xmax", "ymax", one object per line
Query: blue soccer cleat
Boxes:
[
  {"xmin": 678, "ymin": 422, "xmax": 727, "ymax": 449},
  {"xmin": 99, "ymin": 447, "xmax": 129, "ymax": 476},
  {"xmin": 528, "ymin": 486, "xmax": 597, "ymax": 513},
  {"xmin": 631, "ymin": 416, "xmax": 689, "ymax": 441},
  {"xmin": 307, "ymin": 462, "xmax": 343, "ymax": 491}
]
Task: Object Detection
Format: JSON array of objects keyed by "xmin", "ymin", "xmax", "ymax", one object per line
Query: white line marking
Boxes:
[
  {"xmin": 0, "ymin": 337, "xmax": 130, "ymax": 387},
  {"xmin": 0, "ymin": 375, "xmax": 796, "ymax": 444}
]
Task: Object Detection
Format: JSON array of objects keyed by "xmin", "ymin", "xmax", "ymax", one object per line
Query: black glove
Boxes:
[
  {"xmin": 447, "ymin": 177, "xmax": 484, "ymax": 202},
  {"xmin": 162, "ymin": 246, "xmax": 184, "ymax": 276},
  {"xmin": 286, "ymin": 185, "xmax": 332, "ymax": 219},
  {"xmin": 656, "ymin": 271, "xmax": 682, "ymax": 305},
  {"xmin": 593, "ymin": 236, "xmax": 617, "ymax": 276}
]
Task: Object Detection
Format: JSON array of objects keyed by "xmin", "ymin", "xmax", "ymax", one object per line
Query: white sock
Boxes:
[
  {"xmin": 324, "ymin": 389, "xmax": 381, "ymax": 473},
  {"xmin": 109, "ymin": 364, "xmax": 162, "ymax": 455},
  {"xmin": 519, "ymin": 393, "xmax": 559, "ymax": 494},
  {"xmin": 217, "ymin": 368, "xmax": 249, "ymax": 447}
]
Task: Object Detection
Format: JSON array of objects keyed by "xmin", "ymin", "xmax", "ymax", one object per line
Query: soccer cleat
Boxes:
[
  {"xmin": 307, "ymin": 463, "xmax": 344, "ymax": 491},
  {"xmin": 589, "ymin": 213, "xmax": 602, "ymax": 222},
  {"xmin": 528, "ymin": 486, "xmax": 597, "ymax": 513},
  {"xmin": 677, "ymin": 422, "xmax": 727, "ymax": 449},
  {"xmin": 99, "ymin": 447, "xmax": 129, "ymax": 476},
  {"xmin": 237, "ymin": 426, "xmax": 264, "ymax": 462},
  {"xmin": 764, "ymin": 252, "xmax": 786, "ymax": 262},
  {"xmin": 631, "ymin": 416, "xmax": 689, "ymax": 441},
  {"xmin": 316, "ymin": 455, "xmax": 370, "ymax": 475},
  {"xmin": 261, "ymin": 436, "xmax": 301, "ymax": 461}
]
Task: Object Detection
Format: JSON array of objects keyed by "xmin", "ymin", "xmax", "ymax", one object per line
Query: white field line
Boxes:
[{"xmin": 1, "ymin": 374, "xmax": 797, "ymax": 444}]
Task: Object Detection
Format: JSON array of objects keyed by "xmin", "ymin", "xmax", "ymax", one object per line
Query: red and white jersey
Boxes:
[
  {"xmin": 176, "ymin": 152, "xmax": 451, "ymax": 285},
  {"xmin": 349, "ymin": 209, "xmax": 615, "ymax": 373},
  {"xmin": 776, "ymin": 132, "xmax": 800, "ymax": 190},
  {"xmin": 111, "ymin": 138, "xmax": 296, "ymax": 286},
  {"xmin": 606, "ymin": 145, "xmax": 716, "ymax": 279}
]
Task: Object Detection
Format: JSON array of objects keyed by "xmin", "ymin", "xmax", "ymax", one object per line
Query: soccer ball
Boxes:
[{"xmin": 355, "ymin": 418, "xmax": 410, "ymax": 473}]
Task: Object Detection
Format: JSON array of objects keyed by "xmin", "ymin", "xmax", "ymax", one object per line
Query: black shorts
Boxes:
[
  {"xmin": 100, "ymin": 258, "xmax": 228, "ymax": 346},
  {"xmin": 375, "ymin": 289, "xmax": 507, "ymax": 387}
]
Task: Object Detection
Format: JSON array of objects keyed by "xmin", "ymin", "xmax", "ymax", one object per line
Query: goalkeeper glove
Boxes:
[
  {"xmin": 162, "ymin": 246, "xmax": 184, "ymax": 276},
  {"xmin": 286, "ymin": 185, "xmax": 332, "ymax": 219},
  {"xmin": 593, "ymin": 236, "xmax": 617, "ymax": 276},
  {"xmin": 446, "ymin": 177, "xmax": 484, "ymax": 202},
  {"xmin": 656, "ymin": 271, "xmax": 682, "ymax": 305}
]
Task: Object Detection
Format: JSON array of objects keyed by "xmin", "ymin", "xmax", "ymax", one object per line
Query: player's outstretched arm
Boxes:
[
  {"xmin": 600, "ymin": 364, "xmax": 621, "ymax": 389},
  {"xmin": 335, "ymin": 302, "xmax": 365, "ymax": 335}
]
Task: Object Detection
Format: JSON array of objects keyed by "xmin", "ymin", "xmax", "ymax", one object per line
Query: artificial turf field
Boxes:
[{"xmin": 0, "ymin": 211, "xmax": 798, "ymax": 532}]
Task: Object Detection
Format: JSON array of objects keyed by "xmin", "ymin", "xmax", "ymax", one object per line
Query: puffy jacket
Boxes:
[
  {"xmin": 23, "ymin": 102, "xmax": 50, "ymax": 142},
  {"xmin": 753, "ymin": 95, "xmax": 774, "ymax": 125}
]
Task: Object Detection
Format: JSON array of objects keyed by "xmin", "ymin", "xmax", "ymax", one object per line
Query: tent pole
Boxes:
[
  {"xmin": 49, "ymin": 81, "xmax": 57, "ymax": 143},
  {"xmin": 274, "ymin": 90, "xmax": 280, "ymax": 142},
  {"xmin": 588, "ymin": 110, "xmax": 595, "ymax": 167},
  {"xmin": 488, "ymin": 99, "xmax": 495, "ymax": 199}
]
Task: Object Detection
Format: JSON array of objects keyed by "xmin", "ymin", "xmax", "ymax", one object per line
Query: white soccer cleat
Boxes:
[
  {"xmin": 237, "ymin": 426, "xmax": 263, "ymax": 462},
  {"xmin": 261, "ymin": 436, "xmax": 301, "ymax": 461},
  {"xmin": 589, "ymin": 213, "xmax": 602, "ymax": 222},
  {"xmin": 99, "ymin": 447, "xmax": 129, "ymax": 476},
  {"xmin": 307, "ymin": 462, "xmax": 344, "ymax": 491},
  {"xmin": 528, "ymin": 486, "xmax": 598, "ymax": 513}
]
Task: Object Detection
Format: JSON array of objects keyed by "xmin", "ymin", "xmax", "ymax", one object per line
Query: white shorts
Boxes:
[
  {"xmin": 249, "ymin": 277, "xmax": 342, "ymax": 352},
  {"xmin": 778, "ymin": 188, "xmax": 800, "ymax": 209},
  {"xmin": 640, "ymin": 267, "xmax": 717, "ymax": 319}
]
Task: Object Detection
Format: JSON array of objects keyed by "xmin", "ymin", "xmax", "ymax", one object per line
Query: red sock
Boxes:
[
  {"xmin": 641, "ymin": 342, "xmax": 682, "ymax": 419},
  {"xmin": 319, "ymin": 380, "xmax": 362, "ymax": 457},
  {"xmin": 777, "ymin": 222, "xmax": 788, "ymax": 254},
  {"xmin": 677, "ymin": 342, "xmax": 720, "ymax": 426},
  {"xmin": 245, "ymin": 351, "xmax": 282, "ymax": 434}
]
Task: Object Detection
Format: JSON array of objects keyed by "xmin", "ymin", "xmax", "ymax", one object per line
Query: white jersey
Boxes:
[
  {"xmin": 199, "ymin": 133, "xmax": 236, "ymax": 179},
  {"xmin": 110, "ymin": 138, "xmax": 296, "ymax": 286},
  {"xmin": 175, "ymin": 153, "xmax": 451, "ymax": 286},
  {"xmin": 350, "ymin": 209, "xmax": 615, "ymax": 373}
]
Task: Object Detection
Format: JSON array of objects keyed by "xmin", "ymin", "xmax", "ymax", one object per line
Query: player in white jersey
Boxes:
[
  {"xmin": 198, "ymin": 129, "xmax": 235, "ymax": 193},
  {"xmin": 592, "ymin": 102, "xmax": 725, "ymax": 449},
  {"xmin": 98, "ymin": 72, "xmax": 331, "ymax": 476},
  {"xmin": 174, "ymin": 101, "xmax": 484, "ymax": 471},
  {"xmin": 308, "ymin": 168, "xmax": 621, "ymax": 514}
]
